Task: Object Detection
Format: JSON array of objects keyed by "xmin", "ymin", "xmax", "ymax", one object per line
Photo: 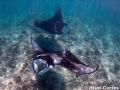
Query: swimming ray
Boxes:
[{"xmin": 34, "ymin": 8, "xmax": 67, "ymax": 34}]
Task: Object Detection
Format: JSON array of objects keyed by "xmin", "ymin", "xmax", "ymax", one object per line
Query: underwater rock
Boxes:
[
  {"xmin": 0, "ymin": 67, "xmax": 7, "ymax": 76},
  {"xmin": 11, "ymin": 45, "xmax": 20, "ymax": 56},
  {"xmin": 94, "ymin": 48, "xmax": 101, "ymax": 56},
  {"xmin": 115, "ymin": 52, "xmax": 119, "ymax": 57},
  {"xmin": 13, "ymin": 75, "xmax": 21, "ymax": 83},
  {"xmin": 115, "ymin": 53, "xmax": 120, "ymax": 62},
  {"xmin": 21, "ymin": 30, "xmax": 27, "ymax": 35},
  {"xmin": 76, "ymin": 49, "xmax": 83, "ymax": 55},
  {"xmin": 18, "ymin": 34, "xmax": 24, "ymax": 41},
  {"xmin": 95, "ymin": 69, "xmax": 108, "ymax": 80},
  {"xmin": 113, "ymin": 64, "xmax": 120, "ymax": 74},
  {"xmin": 0, "ymin": 36, "xmax": 6, "ymax": 46},
  {"xmin": 6, "ymin": 59, "xmax": 16, "ymax": 69},
  {"xmin": 0, "ymin": 47, "xmax": 2, "ymax": 56},
  {"xmin": 18, "ymin": 30, "xmax": 28, "ymax": 41}
]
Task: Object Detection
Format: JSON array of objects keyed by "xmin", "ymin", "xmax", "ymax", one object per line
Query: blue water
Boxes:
[
  {"xmin": 0, "ymin": 0, "xmax": 120, "ymax": 26},
  {"xmin": 0, "ymin": 0, "xmax": 120, "ymax": 86}
]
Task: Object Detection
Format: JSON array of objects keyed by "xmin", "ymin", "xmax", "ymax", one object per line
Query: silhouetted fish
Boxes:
[{"xmin": 34, "ymin": 9, "xmax": 67, "ymax": 34}]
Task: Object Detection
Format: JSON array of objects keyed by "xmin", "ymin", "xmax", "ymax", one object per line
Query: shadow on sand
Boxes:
[{"xmin": 37, "ymin": 70, "xmax": 66, "ymax": 90}]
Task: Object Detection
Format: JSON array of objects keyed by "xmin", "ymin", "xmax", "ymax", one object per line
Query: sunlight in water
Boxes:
[{"xmin": 0, "ymin": 0, "xmax": 120, "ymax": 90}]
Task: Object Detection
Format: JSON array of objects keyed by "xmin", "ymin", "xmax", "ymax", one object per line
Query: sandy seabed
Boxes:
[{"xmin": 0, "ymin": 18, "xmax": 120, "ymax": 90}]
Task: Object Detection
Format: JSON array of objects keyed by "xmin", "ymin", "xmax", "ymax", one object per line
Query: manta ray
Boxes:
[
  {"xmin": 34, "ymin": 9, "xmax": 67, "ymax": 34},
  {"xmin": 31, "ymin": 9, "xmax": 98, "ymax": 77},
  {"xmin": 32, "ymin": 37, "xmax": 98, "ymax": 76}
]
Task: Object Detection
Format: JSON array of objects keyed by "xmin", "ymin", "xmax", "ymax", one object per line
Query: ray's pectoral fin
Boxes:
[
  {"xmin": 64, "ymin": 50, "xmax": 87, "ymax": 65},
  {"xmin": 61, "ymin": 50, "xmax": 99, "ymax": 74},
  {"xmin": 74, "ymin": 64, "xmax": 99, "ymax": 74}
]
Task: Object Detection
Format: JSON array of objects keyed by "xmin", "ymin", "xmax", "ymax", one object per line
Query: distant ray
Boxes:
[{"xmin": 34, "ymin": 8, "xmax": 67, "ymax": 34}]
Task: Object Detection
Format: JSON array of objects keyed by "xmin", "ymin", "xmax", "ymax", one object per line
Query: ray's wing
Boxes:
[
  {"xmin": 34, "ymin": 19, "xmax": 52, "ymax": 32},
  {"xmin": 64, "ymin": 50, "xmax": 86, "ymax": 65},
  {"xmin": 61, "ymin": 50, "xmax": 99, "ymax": 74},
  {"xmin": 52, "ymin": 8, "xmax": 63, "ymax": 23},
  {"xmin": 73, "ymin": 64, "xmax": 99, "ymax": 74}
]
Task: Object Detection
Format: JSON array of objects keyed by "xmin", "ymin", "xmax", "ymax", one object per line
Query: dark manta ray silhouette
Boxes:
[
  {"xmin": 32, "ymin": 36, "xmax": 98, "ymax": 76},
  {"xmin": 34, "ymin": 9, "xmax": 67, "ymax": 34}
]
